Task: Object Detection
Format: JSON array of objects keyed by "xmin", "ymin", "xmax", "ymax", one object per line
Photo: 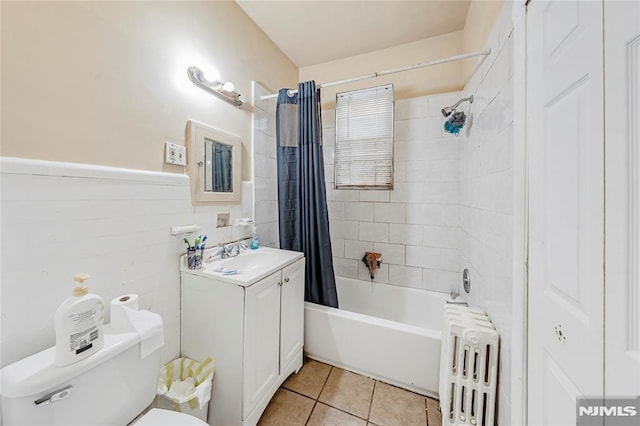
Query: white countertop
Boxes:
[{"xmin": 180, "ymin": 246, "xmax": 304, "ymax": 287}]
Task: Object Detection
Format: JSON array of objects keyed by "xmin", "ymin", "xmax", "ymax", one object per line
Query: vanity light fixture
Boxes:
[{"xmin": 187, "ymin": 66, "xmax": 242, "ymax": 107}]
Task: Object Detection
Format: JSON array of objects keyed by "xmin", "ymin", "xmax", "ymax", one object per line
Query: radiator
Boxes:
[{"xmin": 439, "ymin": 305, "xmax": 499, "ymax": 426}]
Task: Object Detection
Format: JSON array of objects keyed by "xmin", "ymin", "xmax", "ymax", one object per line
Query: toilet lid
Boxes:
[{"xmin": 135, "ymin": 408, "xmax": 208, "ymax": 426}]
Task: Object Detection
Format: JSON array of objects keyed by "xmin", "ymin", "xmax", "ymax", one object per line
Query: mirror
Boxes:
[
  {"xmin": 187, "ymin": 120, "xmax": 241, "ymax": 203},
  {"xmin": 204, "ymin": 139, "xmax": 234, "ymax": 193}
]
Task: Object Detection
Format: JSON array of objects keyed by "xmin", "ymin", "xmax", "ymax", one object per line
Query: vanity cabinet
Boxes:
[{"xmin": 181, "ymin": 252, "xmax": 305, "ymax": 426}]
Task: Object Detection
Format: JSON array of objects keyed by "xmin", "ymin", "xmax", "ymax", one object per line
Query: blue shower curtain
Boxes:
[{"xmin": 276, "ymin": 81, "xmax": 338, "ymax": 308}]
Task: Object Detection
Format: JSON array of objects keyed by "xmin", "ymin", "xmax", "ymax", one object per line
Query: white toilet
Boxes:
[{"xmin": 0, "ymin": 311, "xmax": 208, "ymax": 426}]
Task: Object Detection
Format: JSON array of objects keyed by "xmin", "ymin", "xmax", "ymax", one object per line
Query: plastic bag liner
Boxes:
[{"xmin": 155, "ymin": 357, "xmax": 215, "ymax": 419}]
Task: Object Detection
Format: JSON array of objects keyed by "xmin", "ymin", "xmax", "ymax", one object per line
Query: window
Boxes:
[{"xmin": 334, "ymin": 84, "xmax": 394, "ymax": 189}]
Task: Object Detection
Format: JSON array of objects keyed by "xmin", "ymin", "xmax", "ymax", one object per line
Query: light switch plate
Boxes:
[{"xmin": 165, "ymin": 142, "xmax": 187, "ymax": 166}]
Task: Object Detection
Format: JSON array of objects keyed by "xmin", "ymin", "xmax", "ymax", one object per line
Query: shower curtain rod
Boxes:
[{"xmin": 259, "ymin": 48, "xmax": 491, "ymax": 101}]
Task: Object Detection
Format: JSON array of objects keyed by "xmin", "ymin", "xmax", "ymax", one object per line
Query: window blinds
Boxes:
[{"xmin": 334, "ymin": 84, "xmax": 394, "ymax": 189}]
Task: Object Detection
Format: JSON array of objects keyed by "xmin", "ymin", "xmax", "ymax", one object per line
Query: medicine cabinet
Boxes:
[{"xmin": 186, "ymin": 120, "xmax": 241, "ymax": 203}]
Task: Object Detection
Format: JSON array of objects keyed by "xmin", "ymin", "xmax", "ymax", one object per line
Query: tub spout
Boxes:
[{"xmin": 362, "ymin": 252, "xmax": 382, "ymax": 281}]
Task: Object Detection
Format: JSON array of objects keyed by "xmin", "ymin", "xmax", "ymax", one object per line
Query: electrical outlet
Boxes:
[
  {"xmin": 217, "ymin": 213, "xmax": 230, "ymax": 228},
  {"xmin": 165, "ymin": 142, "xmax": 187, "ymax": 166}
]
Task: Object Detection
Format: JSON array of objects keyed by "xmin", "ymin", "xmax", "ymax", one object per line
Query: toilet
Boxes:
[{"xmin": 0, "ymin": 310, "xmax": 208, "ymax": 426}]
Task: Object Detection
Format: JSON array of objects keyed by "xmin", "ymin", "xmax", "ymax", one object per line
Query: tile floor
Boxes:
[{"xmin": 258, "ymin": 359, "xmax": 442, "ymax": 426}]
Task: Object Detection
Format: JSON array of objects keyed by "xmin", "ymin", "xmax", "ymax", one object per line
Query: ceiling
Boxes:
[{"xmin": 236, "ymin": 0, "xmax": 471, "ymax": 68}]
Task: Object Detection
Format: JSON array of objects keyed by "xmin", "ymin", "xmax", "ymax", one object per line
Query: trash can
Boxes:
[{"xmin": 155, "ymin": 357, "xmax": 215, "ymax": 421}]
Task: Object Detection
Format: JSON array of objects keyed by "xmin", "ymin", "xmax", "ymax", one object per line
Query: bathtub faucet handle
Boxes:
[{"xmin": 450, "ymin": 290, "xmax": 459, "ymax": 300}]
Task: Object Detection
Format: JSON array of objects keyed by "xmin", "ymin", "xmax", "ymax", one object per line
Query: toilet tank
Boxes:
[{"xmin": 1, "ymin": 324, "xmax": 162, "ymax": 426}]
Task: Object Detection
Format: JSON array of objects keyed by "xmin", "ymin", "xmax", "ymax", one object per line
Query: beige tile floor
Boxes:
[{"xmin": 258, "ymin": 359, "xmax": 442, "ymax": 426}]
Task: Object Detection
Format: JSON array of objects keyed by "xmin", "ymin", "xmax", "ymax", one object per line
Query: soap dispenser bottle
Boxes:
[
  {"xmin": 54, "ymin": 273, "xmax": 105, "ymax": 367},
  {"xmin": 250, "ymin": 225, "xmax": 260, "ymax": 250}
]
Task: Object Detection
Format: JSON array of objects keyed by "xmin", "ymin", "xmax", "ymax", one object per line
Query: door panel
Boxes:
[
  {"xmin": 280, "ymin": 259, "xmax": 305, "ymax": 370},
  {"xmin": 243, "ymin": 272, "xmax": 281, "ymax": 418},
  {"xmin": 542, "ymin": 352, "xmax": 582, "ymax": 426},
  {"xmin": 527, "ymin": 0, "xmax": 604, "ymax": 424},
  {"xmin": 604, "ymin": 0, "xmax": 640, "ymax": 397}
]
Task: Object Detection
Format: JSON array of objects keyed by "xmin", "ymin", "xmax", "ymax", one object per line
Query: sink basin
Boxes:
[
  {"xmin": 217, "ymin": 251, "xmax": 280, "ymax": 272},
  {"xmin": 184, "ymin": 246, "xmax": 304, "ymax": 287}
]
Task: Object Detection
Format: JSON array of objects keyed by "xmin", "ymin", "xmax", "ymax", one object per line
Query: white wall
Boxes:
[
  {"xmin": 459, "ymin": 3, "xmax": 515, "ymax": 424},
  {"xmin": 0, "ymin": 158, "xmax": 244, "ymax": 368},
  {"xmin": 0, "ymin": 1, "xmax": 298, "ymax": 179},
  {"xmin": 251, "ymin": 83, "xmax": 279, "ymax": 248},
  {"xmin": 322, "ymin": 92, "xmax": 463, "ymax": 293}
]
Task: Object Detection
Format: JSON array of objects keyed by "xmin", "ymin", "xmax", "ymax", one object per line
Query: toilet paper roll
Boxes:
[{"xmin": 110, "ymin": 294, "xmax": 139, "ymax": 330}]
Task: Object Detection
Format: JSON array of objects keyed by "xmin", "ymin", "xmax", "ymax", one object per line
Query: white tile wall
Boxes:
[
  {"xmin": 0, "ymin": 158, "xmax": 244, "ymax": 368},
  {"xmin": 460, "ymin": 3, "xmax": 515, "ymax": 424},
  {"xmin": 358, "ymin": 222, "xmax": 389, "ymax": 243},
  {"xmin": 252, "ymin": 82, "xmax": 279, "ymax": 248},
  {"xmin": 324, "ymin": 91, "xmax": 462, "ymax": 292}
]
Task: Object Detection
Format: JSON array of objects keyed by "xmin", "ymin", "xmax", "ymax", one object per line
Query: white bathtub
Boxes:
[{"xmin": 304, "ymin": 277, "xmax": 448, "ymax": 398}]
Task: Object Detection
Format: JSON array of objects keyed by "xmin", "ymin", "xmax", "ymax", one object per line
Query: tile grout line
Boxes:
[
  {"xmin": 304, "ymin": 365, "xmax": 334, "ymax": 426},
  {"xmin": 314, "ymin": 401, "xmax": 370, "ymax": 423},
  {"xmin": 317, "ymin": 365, "xmax": 334, "ymax": 402},
  {"xmin": 367, "ymin": 380, "xmax": 377, "ymax": 424},
  {"xmin": 278, "ymin": 386, "xmax": 316, "ymax": 401},
  {"xmin": 304, "ymin": 399, "xmax": 318, "ymax": 426},
  {"xmin": 311, "ymin": 366, "xmax": 373, "ymax": 423},
  {"xmin": 424, "ymin": 396, "xmax": 429, "ymax": 426}
]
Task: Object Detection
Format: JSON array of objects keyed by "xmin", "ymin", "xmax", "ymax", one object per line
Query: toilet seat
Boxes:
[{"xmin": 134, "ymin": 408, "xmax": 208, "ymax": 425}]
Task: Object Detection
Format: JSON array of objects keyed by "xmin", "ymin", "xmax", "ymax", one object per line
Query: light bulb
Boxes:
[{"xmin": 221, "ymin": 81, "xmax": 235, "ymax": 93}]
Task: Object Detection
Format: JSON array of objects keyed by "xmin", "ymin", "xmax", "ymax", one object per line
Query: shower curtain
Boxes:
[{"xmin": 276, "ymin": 81, "xmax": 338, "ymax": 308}]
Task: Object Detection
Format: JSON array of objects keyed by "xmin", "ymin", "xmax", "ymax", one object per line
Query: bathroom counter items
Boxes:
[
  {"xmin": 180, "ymin": 246, "xmax": 303, "ymax": 287},
  {"xmin": 181, "ymin": 250, "xmax": 305, "ymax": 426}
]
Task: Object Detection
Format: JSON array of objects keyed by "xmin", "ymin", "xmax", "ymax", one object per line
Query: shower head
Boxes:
[
  {"xmin": 444, "ymin": 111, "xmax": 467, "ymax": 135},
  {"xmin": 441, "ymin": 107, "xmax": 454, "ymax": 117},
  {"xmin": 441, "ymin": 95, "xmax": 474, "ymax": 117}
]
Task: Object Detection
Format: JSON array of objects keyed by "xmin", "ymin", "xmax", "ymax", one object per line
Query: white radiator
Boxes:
[{"xmin": 439, "ymin": 305, "xmax": 499, "ymax": 426}]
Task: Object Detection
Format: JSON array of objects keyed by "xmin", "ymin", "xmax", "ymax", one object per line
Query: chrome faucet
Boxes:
[
  {"xmin": 223, "ymin": 241, "xmax": 248, "ymax": 258},
  {"xmin": 203, "ymin": 241, "xmax": 249, "ymax": 262}
]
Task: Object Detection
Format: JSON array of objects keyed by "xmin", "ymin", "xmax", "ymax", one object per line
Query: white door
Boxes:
[
  {"xmin": 280, "ymin": 259, "xmax": 305, "ymax": 371},
  {"xmin": 604, "ymin": 0, "xmax": 640, "ymax": 398},
  {"xmin": 527, "ymin": 1, "xmax": 605, "ymax": 425},
  {"xmin": 243, "ymin": 271, "xmax": 281, "ymax": 419}
]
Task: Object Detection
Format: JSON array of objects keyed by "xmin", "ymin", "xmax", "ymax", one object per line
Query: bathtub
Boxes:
[{"xmin": 304, "ymin": 277, "xmax": 448, "ymax": 398}]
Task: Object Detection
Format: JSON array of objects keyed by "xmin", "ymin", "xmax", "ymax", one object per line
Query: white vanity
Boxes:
[{"xmin": 180, "ymin": 247, "xmax": 305, "ymax": 426}]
